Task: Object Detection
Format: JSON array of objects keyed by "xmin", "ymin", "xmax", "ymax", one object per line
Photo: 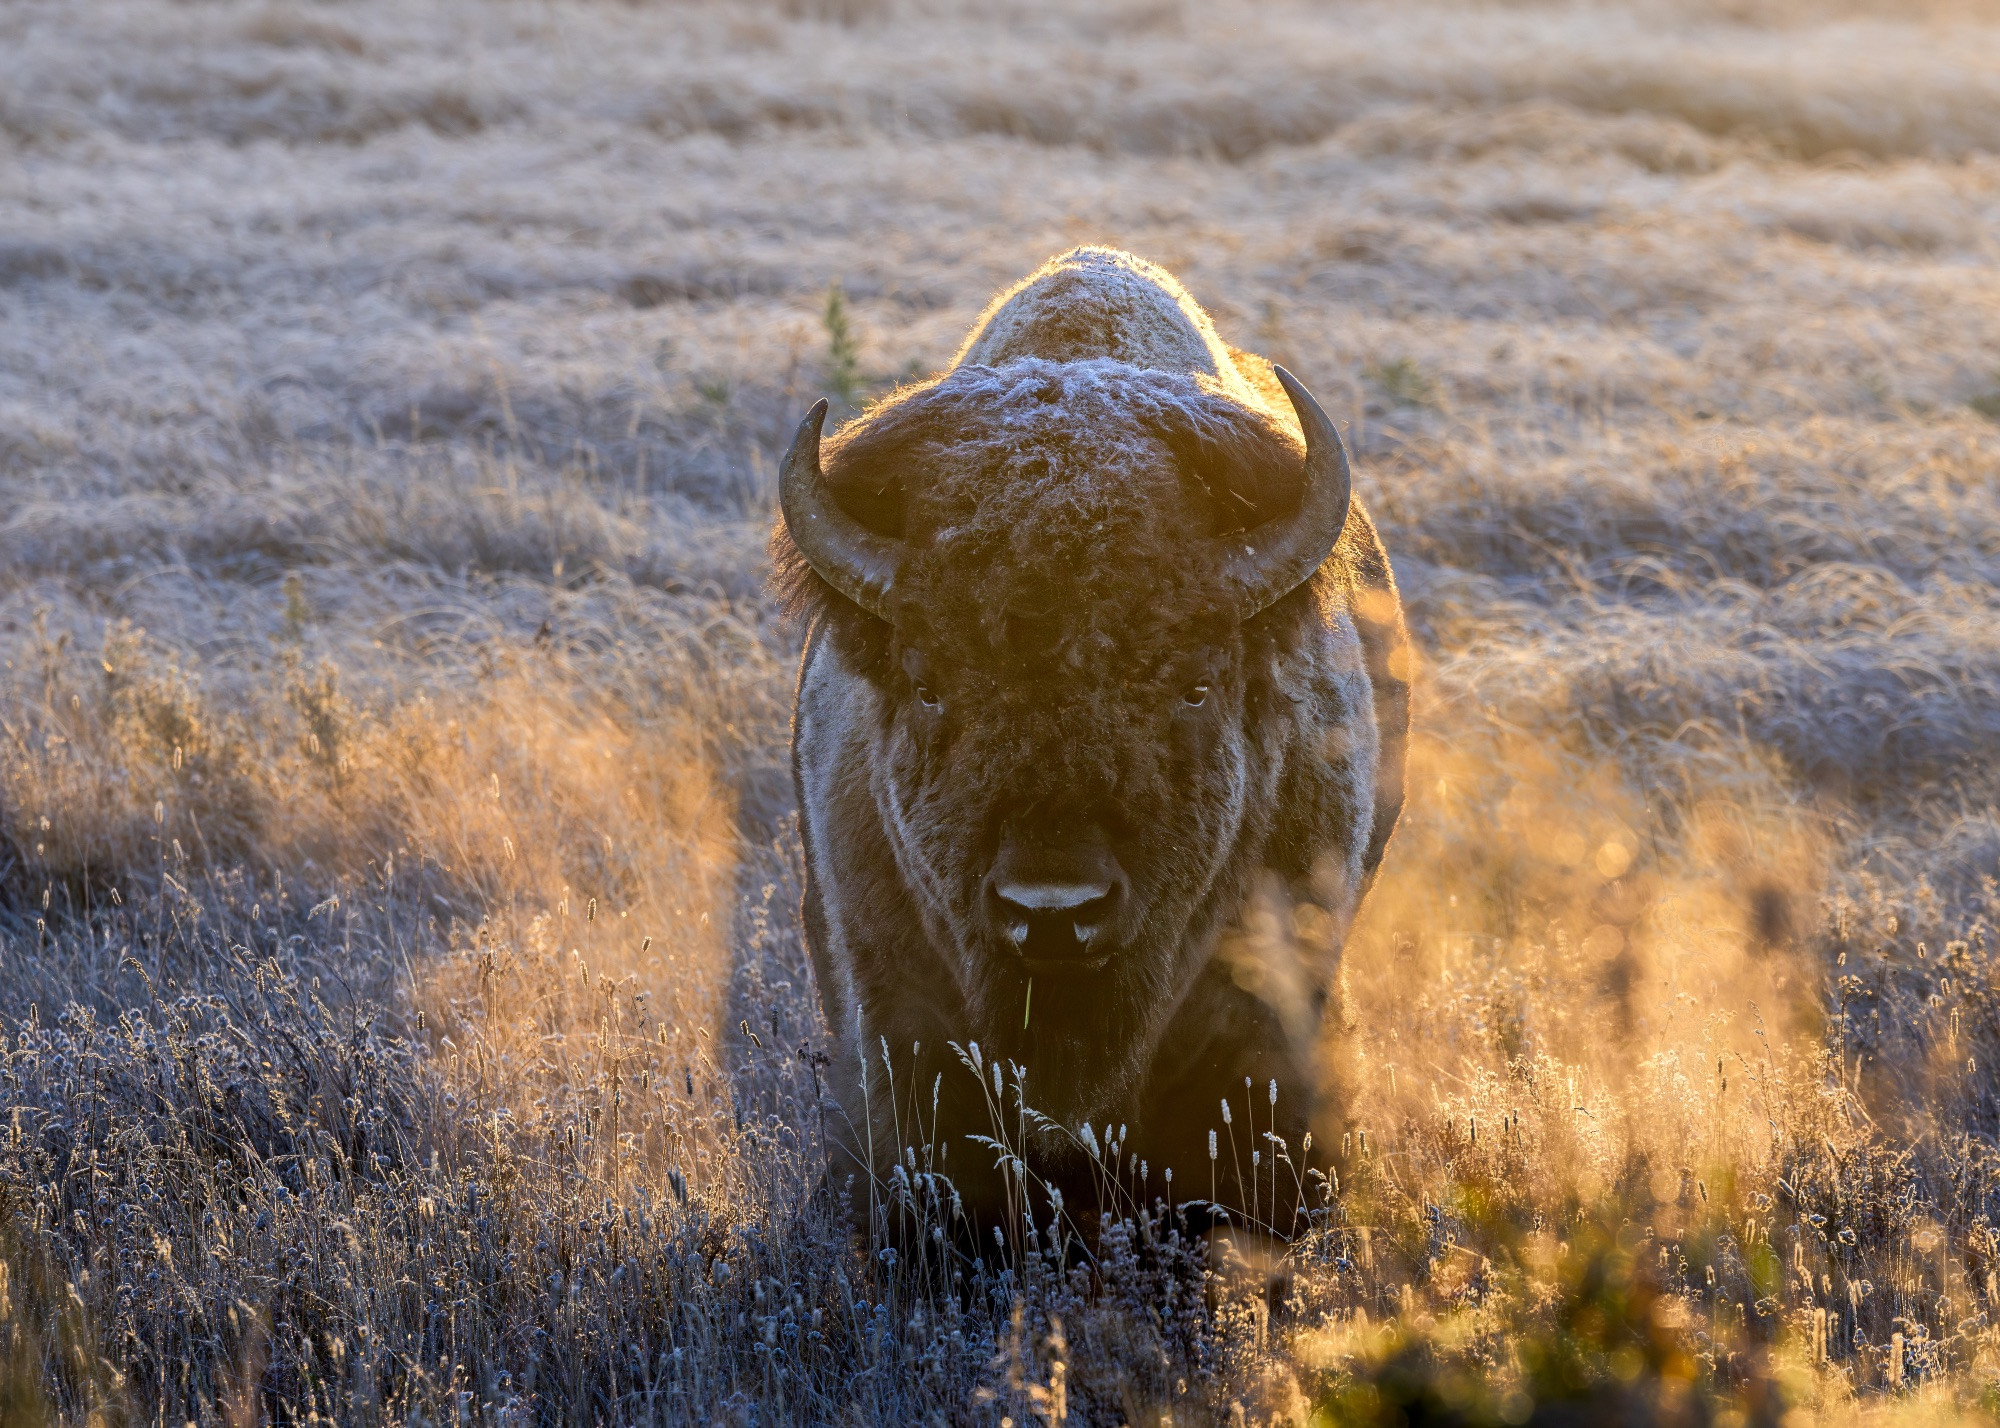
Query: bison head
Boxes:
[{"xmin": 777, "ymin": 358, "xmax": 1354, "ymax": 1107}]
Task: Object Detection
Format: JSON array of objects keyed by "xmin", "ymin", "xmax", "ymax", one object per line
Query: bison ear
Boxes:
[
  {"xmin": 820, "ymin": 448, "xmax": 907, "ymax": 540},
  {"xmin": 1167, "ymin": 405, "xmax": 1309, "ymax": 539},
  {"xmin": 779, "ymin": 401, "xmax": 904, "ymax": 621},
  {"xmin": 808, "ymin": 401, "xmax": 922, "ymax": 542},
  {"xmin": 1213, "ymin": 368, "xmax": 1352, "ymax": 620}
]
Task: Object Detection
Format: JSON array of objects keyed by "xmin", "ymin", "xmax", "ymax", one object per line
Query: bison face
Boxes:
[
  {"xmin": 780, "ymin": 359, "xmax": 1352, "ymax": 1095},
  {"xmin": 882, "ymin": 577, "xmax": 1247, "ymax": 994}
]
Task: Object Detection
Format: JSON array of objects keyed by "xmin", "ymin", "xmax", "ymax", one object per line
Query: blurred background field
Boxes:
[{"xmin": 4, "ymin": 0, "xmax": 2000, "ymax": 1421}]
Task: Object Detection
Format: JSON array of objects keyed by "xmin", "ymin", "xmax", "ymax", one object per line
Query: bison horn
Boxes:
[
  {"xmin": 779, "ymin": 398, "xmax": 900, "ymax": 620},
  {"xmin": 1220, "ymin": 366, "xmax": 1353, "ymax": 619}
]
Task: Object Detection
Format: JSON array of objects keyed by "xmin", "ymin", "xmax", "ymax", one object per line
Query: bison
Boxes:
[{"xmin": 772, "ymin": 247, "xmax": 1409, "ymax": 1234}]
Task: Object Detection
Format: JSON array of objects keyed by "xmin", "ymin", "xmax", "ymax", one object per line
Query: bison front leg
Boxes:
[
  {"xmin": 1134, "ymin": 961, "xmax": 1334, "ymax": 1324},
  {"xmin": 1135, "ymin": 959, "xmax": 1333, "ymax": 1239},
  {"xmin": 817, "ymin": 1032, "xmax": 1043, "ymax": 1252}
]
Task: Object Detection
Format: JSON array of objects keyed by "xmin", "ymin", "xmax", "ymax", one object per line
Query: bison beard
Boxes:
[{"xmin": 771, "ymin": 247, "xmax": 1410, "ymax": 1241}]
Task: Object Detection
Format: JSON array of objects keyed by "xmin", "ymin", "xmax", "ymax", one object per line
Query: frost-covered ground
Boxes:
[{"xmin": 4, "ymin": 0, "xmax": 2000, "ymax": 1422}]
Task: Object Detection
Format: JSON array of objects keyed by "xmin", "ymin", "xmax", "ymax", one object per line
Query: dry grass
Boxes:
[{"xmin": 3, "ymin": 0, "xmax": 2000, "ymax": 1421}]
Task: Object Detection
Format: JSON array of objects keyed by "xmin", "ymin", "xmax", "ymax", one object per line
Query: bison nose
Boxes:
[
  {"xmin": 995, "ymin": 879, "xmax": 1113, "ymax": 920},
  {"xmin": 983, "ymin": 862, "xmax": 1126, "ymax": 967}
]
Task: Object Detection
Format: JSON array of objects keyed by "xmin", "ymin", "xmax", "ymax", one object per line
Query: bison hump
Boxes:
[{"xmin": 952, "ymin": 247, "xmax": 1268, "ymax": 411}]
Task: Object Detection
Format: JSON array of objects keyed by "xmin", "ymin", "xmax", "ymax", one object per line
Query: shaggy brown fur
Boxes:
[{"xmin": 773, "ymin": 248, "xmax": 1409, "ymax": 1235}]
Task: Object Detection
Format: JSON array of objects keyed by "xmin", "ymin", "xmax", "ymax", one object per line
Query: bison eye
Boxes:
[
  {"xmin": 915, "ymin": 684, "xmax": 941, "ymax": 709},
  {"xmin": 1183, "ymin": 684, "xmax": 1210, "ymax": 708}
]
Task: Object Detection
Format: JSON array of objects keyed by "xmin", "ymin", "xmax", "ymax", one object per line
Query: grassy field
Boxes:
[{"xmin": 4, "ymin": 0, "xmax": 2000, "ymax": 1421}]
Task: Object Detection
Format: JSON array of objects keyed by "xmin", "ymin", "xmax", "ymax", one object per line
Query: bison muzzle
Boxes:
[{"xmin": 772, "ymin": 247, "xmax": 1410, "ymax": 1235}]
